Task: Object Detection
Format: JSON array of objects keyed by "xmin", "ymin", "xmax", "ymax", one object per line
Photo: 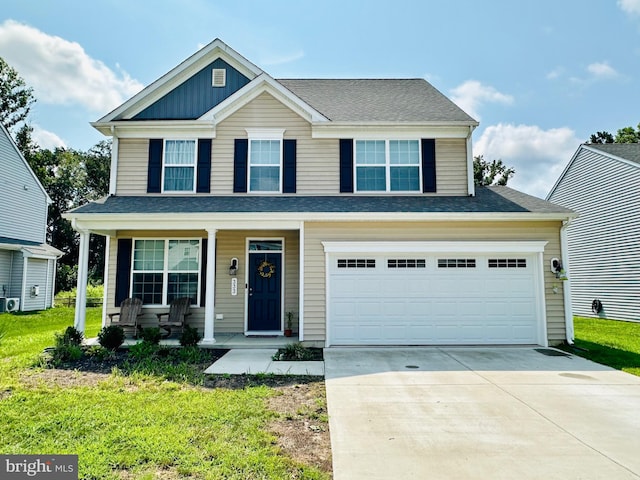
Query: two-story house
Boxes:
[
  {"xmin": 65, "ymin": 39, "xmax": 575, "ymax": 347},
  {"xmin": 0, "ymin": 123, "xmax": 62, "ymax": 312}
]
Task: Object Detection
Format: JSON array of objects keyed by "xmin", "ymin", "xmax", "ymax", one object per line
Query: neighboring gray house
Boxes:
[
  {"xmin": 547, "ymin": 143, "xmax": 640, "ymax": 322},
  {"xmin": 0, "ymin": 124, "xmax": 62, "ymax": 312}
]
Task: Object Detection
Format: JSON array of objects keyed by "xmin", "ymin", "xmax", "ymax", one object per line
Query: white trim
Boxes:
[
  {"xmin": 95, "ymin": 39, "xmax": 263, "ymax": 123},
  {"xmin": 93, "ymin": 121, "xmax": 216, "ymax": 138},
  {"xmin": 561, "ymin": 220, "xmax": 574, "ymax": 344},
  {"xmin": 21, "ymin": 256, "xmax": 28, "ymax": 312},
  {"xmin": 324, "ymin": 249, "xmax": 331, "ymax": 348},
  {"xmin": 130, "ymin": 237, "xmax": 203, "ymax": 307},
  {"xmin": 244, "ymin": 237, "xmax": 285, "ymax": 335},
  {"xmin": 322, "ymin": 241, "xmax": 549, "ymax": 254},
  {"xmin": 311, "ymin": 123, "xmax": 475, "ymax": 140},
  {"xmin": 466, "ymin": 132, "xmax": 475, "ymax": 197},
  {"xmin": 161, "ymin": 139, "xmax": 198, "ymax": 194},
  {"xmin": 298, "ymin": 221, "xmax": 305, "ymax": 342},
  {"xmin": 245, "ymin": 128, "xmax": 286, "ymax": 139},
  {"xmin": 535, "ymin": 251, "xmax": 549, "ymax": 347},
  {"xmin": 202, "ymin": 229, "xmax": 217, "ymax": 344},
  {"xmin": 353, "ymin": 139, "xmax": 422, "ymax": 193},
  {"xmin": 74, "ymin": 231, "xmax": 90, "ymax": 333},
  {"xmin": 101, "ymin": 236, "xmax": 110, "ymax": 328},
  {"xmin": 200, "ymin": 74, "xmax": 328, "ymax": 124},
  {"xmin": 109, "ymin": 135, "xmax": 119, "ymax": 196}
]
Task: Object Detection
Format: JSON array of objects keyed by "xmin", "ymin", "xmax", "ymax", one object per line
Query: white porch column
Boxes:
[
  {"xmin": 201, "ymin": 228, "xmax": 217, "ymax": 345},
  {"xmin": 74, "ymin": 231, "xmax": 90, "ymax": 333},
  {"xmin": 298, "ymin": 221, "xmax": 305, "ymax": 341}
]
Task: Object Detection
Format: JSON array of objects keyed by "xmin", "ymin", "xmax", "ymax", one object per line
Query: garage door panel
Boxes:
[{"xmin": 329, "ymin": 253, "xmax": 541, "ymax": 346}]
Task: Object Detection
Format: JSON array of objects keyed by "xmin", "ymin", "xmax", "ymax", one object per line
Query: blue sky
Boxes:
[{"xmin": 1, "ymin": 0, "xmax": 639, "ymax": 198}]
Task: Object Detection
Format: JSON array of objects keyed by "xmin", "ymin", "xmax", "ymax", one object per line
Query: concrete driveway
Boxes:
[{"xmin": 324, "ymin": 347, "xmax": 640, "ymax": 479}]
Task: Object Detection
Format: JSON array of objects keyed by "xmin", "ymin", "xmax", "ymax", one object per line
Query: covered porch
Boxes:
[{"xmin": 70, "ymin": 217, "xmax": 306, "ymax": 347}]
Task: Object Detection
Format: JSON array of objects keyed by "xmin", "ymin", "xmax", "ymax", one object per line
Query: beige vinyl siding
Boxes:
[
  {"xmin": 214, "ymin": 92, "xmax": 339, "ymax": 194},
  {"xmin": 115, "ymin": 139, "xmax": 149, "ymax": 195},
  {"xmin": 113, "ymin": 93, "xmax": 470, "ymax": 196},
  {"xmin": 435, "ymin": 139, "xmax": 468, "ymax": 195},
  {"xmin": 106, "ymin": 229, "xmax": 299, "ymax": 335},
  {"xmin": 303, "ymin": 220, "xmax": 566, "ymax": 345}
]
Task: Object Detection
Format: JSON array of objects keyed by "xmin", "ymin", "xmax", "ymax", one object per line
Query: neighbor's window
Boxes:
[
  {"xmin": 131, "ymin": 239, "xmax": 200, "ymax": 305},
  {"xmin": 163, "ymin": 140, "xmax": 196, "ymax": 192},
  {"xmin": 249, "ymin": 139, "xmax": 281, "ymax": 192},
  {"xmin": 355, "ymin": 139, "xmax": 421, "ymax": 192}
]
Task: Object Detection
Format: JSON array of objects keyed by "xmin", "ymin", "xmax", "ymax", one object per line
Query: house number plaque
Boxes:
[{"xmin": 231, "ymin": 277, "xmax": 238, "ymax": 296}]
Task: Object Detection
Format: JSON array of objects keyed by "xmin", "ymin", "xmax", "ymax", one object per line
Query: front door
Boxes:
[{"xmin": 247, "ymin": 240, "xmax": 283, "ymax": 333}]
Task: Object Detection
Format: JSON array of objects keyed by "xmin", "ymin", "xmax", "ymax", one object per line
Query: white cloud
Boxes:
[
  {"xmin": 474, "ymin": 123, "xmax": 580, "ymax": 199},
  {"xmin": 32, "ymin": 124, "xmax": 66, "ymax": 150},
  {"xmin": 618, "ymin": 0, "xmax": 640, "ymax": 15},
  {"xmin": 0, "ymin": 20, "xmax": 143, "ymax": 112},
  {"xmin": 450, "ymin": 80, "xmax": 514, "ymax": 120},
  {"xmin": 546, "ymin": 67, "xmax": 563, "ymax": 80},
  {"xmin": 260, "ymin": 49, "xmax": 304, "ymax": 67},
  {"xmin": 587, "ymin": 62, "xmax": 619, "ymax": 79}
]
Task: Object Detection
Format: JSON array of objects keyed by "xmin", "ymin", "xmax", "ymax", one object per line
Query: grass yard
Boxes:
[
  {"xmin": 0, "ymin": 308, "xmax": 331, "ymax": 479},
  {"xmin": 565, "ymin": 316, "xmax": 640, "ymax": 377}
]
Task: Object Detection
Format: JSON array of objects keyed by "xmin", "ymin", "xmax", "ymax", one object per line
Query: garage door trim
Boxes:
[{"xmin": 323, "ymin": 241, "xmax": 548, "ymax": 347}]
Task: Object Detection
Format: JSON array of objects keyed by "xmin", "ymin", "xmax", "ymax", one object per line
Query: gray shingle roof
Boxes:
[
  {"xmin": 277, "ymin": 79, "xmax": 477, "ymax": 123},
  {"xmin": 70, "ymin": 187, "xmax": 571, "ymax": 216},
  {"xmin": 587, "ymin": 143, "xmax": 640, "ymax": 165}
]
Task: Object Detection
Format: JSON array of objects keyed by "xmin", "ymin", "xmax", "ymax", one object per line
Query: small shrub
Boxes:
[
  {"xmin": 179, "ymin": 326, "xmax": 202, "ymax": 347},
  {"xmin": 129, "ymin": 341, "xmax": 158, "ymax": 361},
  {"xmin": 51, "ymin": 344, "xmax": 83, "ymax": 364},
  {"xmin": 272, "ymin": 342, "xmax": 315, "ymax": 361},
  {"xmin": 85, "ymin": 345, "xmax": 110, "ymax": 360},
  {"xmin": 61, "ymin": 326, "xmax": 84, "ymax": 346},
  {"xmin": 98, "ymin": 325, "xmax": 125, "ymax": 350},
  {"xmin": 177, "ymin": 346, "xmax": 205, "ymax": 363},
  {"xmin": 140, "ymin": 327, "xmax": 162, "ymax": 345}
]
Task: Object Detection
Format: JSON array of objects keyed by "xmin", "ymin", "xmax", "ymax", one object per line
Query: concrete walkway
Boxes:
[
  {"xmin": 204, "ymin": 348, "xmax": 324, "ymax": 375},
  {"xmin": 324, "ymin": 347, "xmax": 640, "ymax": 480}
]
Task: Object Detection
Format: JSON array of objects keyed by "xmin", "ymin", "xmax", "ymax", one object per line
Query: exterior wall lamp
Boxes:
[{"xmin": 229, "ymin": 258, "xmax": 238, "ymax": 276}]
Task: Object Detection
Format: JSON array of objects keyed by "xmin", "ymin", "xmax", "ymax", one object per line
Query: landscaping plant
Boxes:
[{"xmin": 97, "ymin": 325, "xmax": 125, "ymax": 350}]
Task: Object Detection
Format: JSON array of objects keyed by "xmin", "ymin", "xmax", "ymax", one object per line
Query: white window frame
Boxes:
[
  {"xmin": 130, "ymin": 238, "xmax": 202, "ymax": 307},
  {"xmin": 161, "ymin": 139, "xmax": 197, "ymax": 193},
  {"xmin": 246, "ymin": 128, "xmax": 285, "ymax": 194},
  {"xmin": 354, "ymin": 139, "xmax": 422, "ymax": 193}
]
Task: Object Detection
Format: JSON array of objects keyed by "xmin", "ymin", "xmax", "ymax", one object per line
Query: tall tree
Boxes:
[
  {"xmin": 589, "ymin": 123, "xmax": 640, "ymax": 144},
  {"xmin": 589, "ymin": 131, "xmax": 614, "ymax": 144},
  {"xmin": 0, "ymin": 57, "xmax": 35, "ymax": 131},
  {"xmin": 473, "ymin": 155, "xmax": 515, "ymax": 186}
]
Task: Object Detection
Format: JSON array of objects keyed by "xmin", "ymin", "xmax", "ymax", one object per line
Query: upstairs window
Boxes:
[
  {"xmin": 246, "ymin": 129, "xmax": 285, "ymax": 193},
  {"xmin": 163, "ymin": 140, "xmax": 196, "ymax": 192},
  {"xmin": 355, "ymin": 139, "xmax": 421, "ymax": 192}
]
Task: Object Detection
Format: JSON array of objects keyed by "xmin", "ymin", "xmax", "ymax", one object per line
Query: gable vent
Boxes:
[{"xmin": 212, "ymin": 68, "xmax": 226, "ymax": 87}]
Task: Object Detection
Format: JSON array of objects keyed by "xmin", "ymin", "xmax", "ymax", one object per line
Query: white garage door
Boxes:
[{"xmin": 328, "ymin": 251, "xmax": 543, "ymax": 346}]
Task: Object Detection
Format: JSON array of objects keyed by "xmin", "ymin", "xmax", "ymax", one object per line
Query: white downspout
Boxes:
[
  {"xmin": 21, "ymin": 254, "xmax": 28, "ymax": 311},
  {"xmin": 561, "ymin": 220, "xmax": 574, "ymax": 344}
]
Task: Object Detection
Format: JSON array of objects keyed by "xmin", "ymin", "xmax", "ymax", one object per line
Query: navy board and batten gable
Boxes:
[{"xmin": 66, "ymin": 38, "xmax": 576, "ymax": 348}]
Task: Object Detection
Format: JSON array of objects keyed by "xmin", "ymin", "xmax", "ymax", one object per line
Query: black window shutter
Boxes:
[
  {"xmin": 200, "ymin": 238, "xmax": 208, "ymax": 307},
  {"xmin": 339, "ymin": 139, "xmax": 354, "ymax": 193},
  {"xmin": 283, "ymin": 139, "xmax": 297, "ymax": 193},
  {"xmin": 197, "ymin": 139, "xmax": 212, "ymax": 193},
  {"xmin": 233, "ymin": 139, "xmax": 248, "ymax": 193},
  {"xmin": 115, "ymin": 238, "xmax": 133, "ymax": 306},
  {"xmin": 147, "ymin": 139, "xmax": 163, "ymax": 193},
  {"xmin": 421, "ymin": 139, "xmax": 436, "ymax": 193}
]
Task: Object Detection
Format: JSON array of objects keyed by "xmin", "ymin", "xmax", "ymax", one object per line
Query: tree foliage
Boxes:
[
  {"xmin": 589, "ymin": 123, "xmax": 640, "ymax": 144},
  {"xmin": 473, "ymin": 155, "xmax": 515, "ymax": 186},
  {"xmin": 0, "ymin": 57, "xmax": 35, "ymax": 131}
]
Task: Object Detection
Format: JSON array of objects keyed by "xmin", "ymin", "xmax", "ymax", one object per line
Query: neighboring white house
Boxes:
[
  {"xmin": 547, "ymin": 143, "xmax": 640, "ymax": 322},
  {"xmin": 0, "ymin": 123, "xmax": 63, "ymax": 312}
]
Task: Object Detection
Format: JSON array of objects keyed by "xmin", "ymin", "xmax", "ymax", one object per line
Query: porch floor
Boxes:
[{"xmin": 85, "ymin": 333, "xmax": 300, "ymax": 349}]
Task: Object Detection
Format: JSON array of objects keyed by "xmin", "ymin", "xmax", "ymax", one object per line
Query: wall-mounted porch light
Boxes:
[{"xmin": 229, "ymin": 258, "xmax": 238, "ymax": 276}]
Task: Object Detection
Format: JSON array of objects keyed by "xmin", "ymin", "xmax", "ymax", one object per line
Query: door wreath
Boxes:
[{"xmin": 258, "ymin": 260, "xmax": 276, "ymax": 278}]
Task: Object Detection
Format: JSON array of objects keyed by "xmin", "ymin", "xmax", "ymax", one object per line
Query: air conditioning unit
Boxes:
[{"xmin": 6, "ymin": 298, "xmax": 20, "ymax": 312}]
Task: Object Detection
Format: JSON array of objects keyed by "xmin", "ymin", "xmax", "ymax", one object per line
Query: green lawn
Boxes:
[
  {"xmin": 566, "ymin": 316, "xmax": 640, "ymax": 376},
  {"xmin": 0, "ymin": 308, "xmax": 329, "ymax": 479}
]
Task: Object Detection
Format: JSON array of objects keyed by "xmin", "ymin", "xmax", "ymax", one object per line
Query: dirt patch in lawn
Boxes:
[{"xmin": 28, "ymin": 350, "xmax": 332, "ymax": 476}]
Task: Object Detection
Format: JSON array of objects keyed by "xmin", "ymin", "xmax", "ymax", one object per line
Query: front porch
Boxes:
[{"xmin": 86, "ymin": 332, "xmax": 301, "ymax": 349}]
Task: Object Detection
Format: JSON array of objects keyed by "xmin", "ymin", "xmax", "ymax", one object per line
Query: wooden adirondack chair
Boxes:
[
  {"xmin": 157, "ymin": 297, "xmax": 192, "ymax": 337},
  {"xmin": 108, "ymin": 297, "xmax": 143, "ymax": 337}
]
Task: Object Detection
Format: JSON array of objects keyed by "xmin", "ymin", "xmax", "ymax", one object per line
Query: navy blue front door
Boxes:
[{"xmin": 248, "ymin": 252, "xmax": 282, "ymax": 331}]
